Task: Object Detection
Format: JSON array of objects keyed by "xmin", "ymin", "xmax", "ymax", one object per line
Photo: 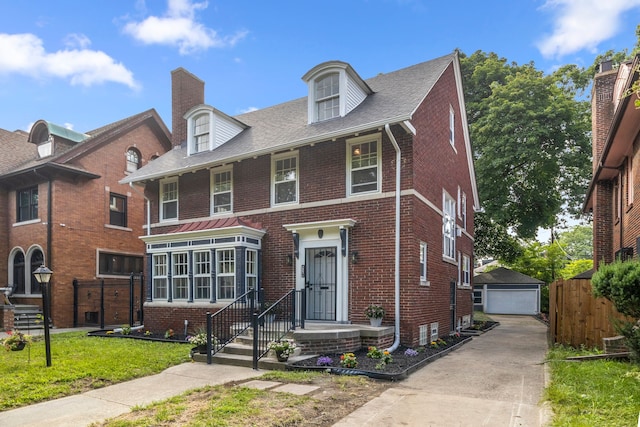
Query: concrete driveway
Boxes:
[{"xmin": 333, "ymin": 315, "xmax": 550, "ymax": 427}]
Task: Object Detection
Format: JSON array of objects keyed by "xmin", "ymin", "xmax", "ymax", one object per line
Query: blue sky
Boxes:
[{"xmin": 0, "ymin": 0, "xmax": 639, "ymax": 134}]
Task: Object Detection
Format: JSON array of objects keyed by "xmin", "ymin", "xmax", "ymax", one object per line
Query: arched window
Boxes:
[
  {"xmin": 126, "ymin": 148, "xmax": 141, "ymax": 172},
  {"xmin": 29, "ymin": 249, "xmax": 44, "ymax": 294},
  {"xmin": 12, "ymin": 251, "xmax": 25, "ymax": 294}
]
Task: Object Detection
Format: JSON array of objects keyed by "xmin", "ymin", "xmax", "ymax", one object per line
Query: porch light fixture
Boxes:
[
  {"xmin": 33, "ymin": 264, "xmax": 53, "ymax": 367},
  {"xmin": 351, "ymin": 251, "xmax": 359, "ymax": 264},
  {"xmin": 286, "ymin": 254, "xmax": 293, "ymax": 266}
]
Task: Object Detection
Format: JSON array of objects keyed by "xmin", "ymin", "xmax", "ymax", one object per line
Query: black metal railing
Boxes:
[
  {"xmin": 203, "ymin": 289, "xmax": 307, "ymax": 368},
  {"xmin": 204, "ymin": 289, "xmax": 256, "ymax": 364},
  {"xmin": 251, "ymin": 289, "xmax": 305, "ymax": 369}
]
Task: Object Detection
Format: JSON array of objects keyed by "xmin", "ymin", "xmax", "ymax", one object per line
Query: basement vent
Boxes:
[{"xmin": 430, "ymin": 322, "xmax": 439, "ymax": 342}]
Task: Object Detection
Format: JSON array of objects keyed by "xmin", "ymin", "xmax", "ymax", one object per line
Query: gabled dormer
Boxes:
[
  {"xmin": 28, "ymin": 120, "xmax": 88, "ymax": 159},
  {"xmin": 184, "ymin": 105, "xmax": 248, "ymax": 156},
  {"xmin": 302, "ymin": 61, "xmax": 373, "ymax": 124}
]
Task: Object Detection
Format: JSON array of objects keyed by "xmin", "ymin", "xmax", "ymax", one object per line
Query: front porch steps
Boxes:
[
  {"xmin": 191, "ymin": 330, "xmax": 315, "ymax": 370},
  {"xmin": 13, "ymin": 305, "xmax": 46, "ymax": 330}
]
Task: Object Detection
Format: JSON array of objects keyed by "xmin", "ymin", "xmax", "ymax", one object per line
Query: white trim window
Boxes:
[
  {"xmin": 462, "ymin": 255, "xmax": 470, "ymax": 287},
  {"xmin": 172, "ymin": 252, "xmax": 189, "ymax": 300},
  {"xmin": 347, "ymin": 134, "xmax": 381, "ymax": 196},
  {"xmin": 246, "ymin": 249, "xmax": 257, "ymax": 291},
  {"xmin": 193, "ymin": 112, "xmax": 210, "ymax": 153},
  {"xmin": 160, "ymin": 178, "xmax": 178, "ymax": 221},
  {"xmin": 443, "ymin": 192, "xmax": 456, "ymax": 260},
  {"xmin": 194, "ymin": 250, "xmax": 211, "ymax": 300},
  {"xmin": 217, "ymin": 249, "xmax": 235, "ymax": 300},
  {"xmin": 420, "ymin": 241, "xmax": 428, "ymax": 284},
  {"xmin": 211, "ymin": 167, "xmax": 233, "ymax": 213},
  {"xmin": 153, "ymin": 254, "xmax": 168, "ymax": 300},
  {"xmin": 461, "ymin": 192, "xmax": 467, "ymax": 230},
  {"xmin": 449, "ymin": 105, "xmax": 455, "ymax": 147},
  {"xmin": 272, "ymin": 152, "xmax": 298, "ymax": 205},
  {"xmin": 315, "ymin": 73, "xmax": 340, "ymax": 121}
]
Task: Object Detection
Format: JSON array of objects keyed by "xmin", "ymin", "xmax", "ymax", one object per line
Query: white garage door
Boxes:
[{"xmin": 485, "ymin": 289, "xmax": 538, "ymax": 315}]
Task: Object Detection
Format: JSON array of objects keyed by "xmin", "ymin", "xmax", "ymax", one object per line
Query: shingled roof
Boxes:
[
  {"xmin": 121, "ymin": 53, "xmax": 457, "ymax": 185},
  {"xmin": 473, "ymin": 267, "xmax": 544, "ymax": 285}
]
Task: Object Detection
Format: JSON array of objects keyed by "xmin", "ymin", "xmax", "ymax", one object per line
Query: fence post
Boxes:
[
  {"xmin": 129, "ymin": 274, "xmax": 135, "ymax": 326},
  {"xmin": 252, "ymin": 310, "xmax": 259, "ymax": 370},
  {"xmin": 73, "ymin": 279, "xmax": 78, "ymax": 327},
  {"xmin": 139, "ymin": 274, "xmax": 144, "ymax": 325}
]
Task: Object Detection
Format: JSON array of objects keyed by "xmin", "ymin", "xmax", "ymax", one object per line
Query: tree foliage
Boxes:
[
  {"xmin": 473, "ymin": 211, "xmax": 522, "ymax": 263},
  {"xmin": 462, "ymin": 51, "xmax": 592, "ymax": 239},
  {"xmin": 555, "ymin": 225, "xmax": 592, "ymax": 260}
]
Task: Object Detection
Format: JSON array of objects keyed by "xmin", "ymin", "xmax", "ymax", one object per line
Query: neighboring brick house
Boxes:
[
  {"xmin": 0, "ymin": 110, "xmax": 172, "ymax": 328},
  {"xmin": 122, "ymin": 52, "xmax": 479, "ymax": 347},
  {"xmin": 584, "ymin": 55, "xmax": 640, "ymax": 269}
]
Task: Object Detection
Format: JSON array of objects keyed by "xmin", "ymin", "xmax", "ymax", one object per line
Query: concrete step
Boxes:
[
  {"xmin": 13, "ymin": 305, "xmax": 46, "ymax": 330},
  {"xmin": 192, "ymin": 350, "xmax": 316, "ymax": 370}
]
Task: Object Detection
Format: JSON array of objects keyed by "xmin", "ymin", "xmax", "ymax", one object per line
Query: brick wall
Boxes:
[{"xmin": 171, "ymin": 68, "xmax": 205, "ymax": 147}]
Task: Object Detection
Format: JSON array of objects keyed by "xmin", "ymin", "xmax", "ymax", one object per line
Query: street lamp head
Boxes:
[{"xmin": 33, "ymin": 265, "xmax": 53, "ymax": 285}]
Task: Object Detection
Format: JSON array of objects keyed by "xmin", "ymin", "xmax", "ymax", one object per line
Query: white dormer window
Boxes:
[
  {"xmin": 315, "ymin": 73, "xmax": 340, "ymax": 121},
  {"xmin": 302, "ymin": 61, "xmax": 373, "ymax": 124},
  {"xmin": 185, "ymin": 105, "xmax": 247, "ymax": 156},
  {"xmin": 193, "ymin": 113, "xmax": 210, "ymax": 153}
]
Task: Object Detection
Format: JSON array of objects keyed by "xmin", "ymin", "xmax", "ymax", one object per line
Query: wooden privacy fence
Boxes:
[{"xmin": 550, "ymin": 278, "xmax": 628, "ymax": 349}]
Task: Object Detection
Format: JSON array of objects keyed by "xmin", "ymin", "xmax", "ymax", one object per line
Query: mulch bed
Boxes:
[{"xmin": 87, "ymin": 328, "xmax": 189, "ymax": 343}]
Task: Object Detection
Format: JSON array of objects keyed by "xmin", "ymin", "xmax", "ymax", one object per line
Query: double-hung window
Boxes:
[
  {"xmin": 153, "ymin": 254, "xmax": 168, "ymax": 299},
  {"xmin": 212, "ymin": 167, "xmax": 232, "ymax": 213},
  {"xmin": 216, "ymin": 249, "xmax": 235, "ymax": 300},
  {"xmin": 246, "ymin": 249, "xmax": 257, "ymax": 291},
  {"xmin": 172, "ymin": 252, "xmax": 189, "ymax": 300},
  {"xmin": 193, "ymin": 113, "xmax": 210, "ymax": 153},
  {"xmin": 17, "ymin": 186, "xmax": 38, "ymax": 222},
  {"xmin": 272, "ymin": 153, "xmax": 298, "ymax": 205},
  {"xmin": 462, "ymin": 255, "xmax": 471, "ymax": 287},
  {"xmin": 443, "ymin": 192, "xmax": 456, "ymax": 260},
  {"xmin": 109, "ymin": 193, "xmax": 127, "ymax": 227},
  {"xmin": 193, "ymin": 251, "xmax": 211, "ymax": 300},
  {"xmin": 160, "ymin": 178, "xmax": 178, "ymax": 221},
  {"xmin": 315, "ymin": 73, "xmax": 340, "ymax": 121},
  {"xmin": 449, "ymin": 105, "xmax": 455, "ymax": 147},
  {"xmin": 348, "ymin": 134, "xmax": 381, "ymax": 195},
  {"xmin": 420, "ymin": 242, "xmax": 428, "ymax": 284}
]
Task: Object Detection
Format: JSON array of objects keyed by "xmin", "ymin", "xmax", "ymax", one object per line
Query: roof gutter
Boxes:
[{"xmin": 384, "ymin": 122, "xmax": 411, "ymax": 353}]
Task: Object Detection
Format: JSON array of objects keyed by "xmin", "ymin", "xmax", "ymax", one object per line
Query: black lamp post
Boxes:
[{"xmin": 33, "ymin": 265, "xmax": 53, "ymax": 367}]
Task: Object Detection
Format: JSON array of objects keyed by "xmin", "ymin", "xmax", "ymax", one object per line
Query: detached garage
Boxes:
[{"xmin": 473, "ymin": 267, "xmax": 543, "ymax": 315}]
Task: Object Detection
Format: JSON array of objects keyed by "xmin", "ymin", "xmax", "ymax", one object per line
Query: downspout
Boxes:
[
  {"xmin": 129, "ymin": 182, "xmax": 151, "ymax": 236},
  {"xmin": 384, "ymin": 123, "xmax": 404, "ymax": 353}
]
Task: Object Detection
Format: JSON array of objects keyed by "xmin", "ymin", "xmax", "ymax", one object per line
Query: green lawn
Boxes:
[
  {"xmin": 0, "ymin": 331, "xmax": 191, "ymax": 410},
  {"xmin": 545, "ymin": 346, "xmax": 640, "ymax": 426}
]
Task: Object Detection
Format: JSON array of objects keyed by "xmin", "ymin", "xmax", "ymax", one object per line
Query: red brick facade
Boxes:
[
  {"xmin": 139, "ymin": 58, "xmax": 476, "ymax": 347},
  {"xmin": 2, "ymin": 113, "xmax": 171, "ymax": 327},
  {"xmin": 588, "ymin": 57, "xmax": 640, "ymax": 270}
]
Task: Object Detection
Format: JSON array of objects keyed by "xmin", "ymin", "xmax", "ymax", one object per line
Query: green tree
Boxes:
[
  {"xmin": 555, "ymin": 225, "xmax": 593, "ymax": 260},
  {"xmin": 558, "ymin": 259, "xmax": 593, "ymax": 279},
  {"xmin": 508, "ymin": 241, "xmax": 567, "ymax": 284}
]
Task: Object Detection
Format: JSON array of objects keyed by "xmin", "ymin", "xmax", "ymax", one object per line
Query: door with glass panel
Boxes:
[{"xmin": 305, "ymin": 247, "xmax": 337, "ymax": 321}]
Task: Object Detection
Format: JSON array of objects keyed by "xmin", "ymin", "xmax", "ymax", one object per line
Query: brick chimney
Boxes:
[
  {"xmin": 591, "ymin": 63, "xmax": 618, "ymax": 269},
  {"xmin": 171, "ymin": 68, "xmax": 205, "ymax": 147}
]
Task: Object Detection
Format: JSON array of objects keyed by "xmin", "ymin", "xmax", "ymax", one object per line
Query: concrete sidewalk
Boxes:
[{"xmin": 0, "ymin": 316, "xmax": 551, "ymax": 426}]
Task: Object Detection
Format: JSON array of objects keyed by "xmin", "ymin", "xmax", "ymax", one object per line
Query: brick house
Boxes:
[
  {"xmin": 0, "ymin": 110, "xmax": 171, "ymax": 328},
  {"xmin": 584, "ymin": 55, "xmax": 640, "ymax": 267},
  {"xmin": 122, "ymin": 52, "xmax": 479, "ymax": 347}
]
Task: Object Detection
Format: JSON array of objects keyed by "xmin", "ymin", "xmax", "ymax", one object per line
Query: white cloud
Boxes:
[
  {"xmin": 537, "ymin": 0, "xmax": 640, "ymax": 58},
  {"xmin": 239, "ymin": 106, "xmax": 258, "ymax": 114},
  {"xmin": 0, "ymin": 33, "xmax": 139, "ymax": 89},
  {"xmin": 64, "ymin": 33, "xmax": 91, "ymax": 49},
  {"xmin": 123, "ymin": 0, "xmax": 248, "ymax": 55}
]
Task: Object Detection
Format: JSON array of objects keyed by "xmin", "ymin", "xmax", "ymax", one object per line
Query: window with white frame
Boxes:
[
  {"xmin": 212, "ymin": 168, "xmax": 232, "ymax": 213},
  {"xmin": 473, "ymin": 289, "xmax": 483, "ymax": 305},
  {"xmin": 462, "ymin": 255, "xmax": 470, "ymax": 286},
  {"xmin": 449, "ymin": 105, "xmax": 455, "ymax": 147},
  {"xmin": 443, "ymin": 192, "xmax": 456, "ymax": 259},
  {"xmin": 272, "ymin": 153, "xmax": 298, "ymax": 205},
  {"xmin": 160, "ymin": 178, "xmax": 178, "ymax": 221},
  {"xmin": 419, "ymin": 324, "xmax": 429, "ymax": 346},
  {"xmin": 172, "ymin": 252, "xmax": 189, "ymax": 300},
  {"xmin": 315, "ymin": 73, "xmax": 340, "ymax": 121},
  {"xmin": 420, "ymin": 241, "xmax": 428, "ymax": 284},
  {"xmin": 193, "ymin": 250, "xmax": 211, "ymax": 300},
  {"xmin": 430, "ymin": 322, "xmax": 439, "ymax": 342},
  {"xmin": 246, "ymin": 249, "xmax": 257, "ymax": 291},
  {"xmin": 217, "ymin": 249, "xmax": 235, "ymax": 300},
  {"xmin": 461, "ymin": 193, "xmax": 467, "ymax": 230},
  {"xmin": 193, "ymin": 113, "xmax": 210, "ymax": 153},
  {"xmin": 126, "ymin": 148, "xmax": 141, "ymax": 172},
  {"xmin": 153, "ymin": 254, "xmax": 168, "ymax": 299},
  {"xmin": 348, "ymin": 135, "xmax": 381, "ymax": 195},
  {"xmin": 627, "ymin": 156, "xmax": 634, "ymax": 206}
]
